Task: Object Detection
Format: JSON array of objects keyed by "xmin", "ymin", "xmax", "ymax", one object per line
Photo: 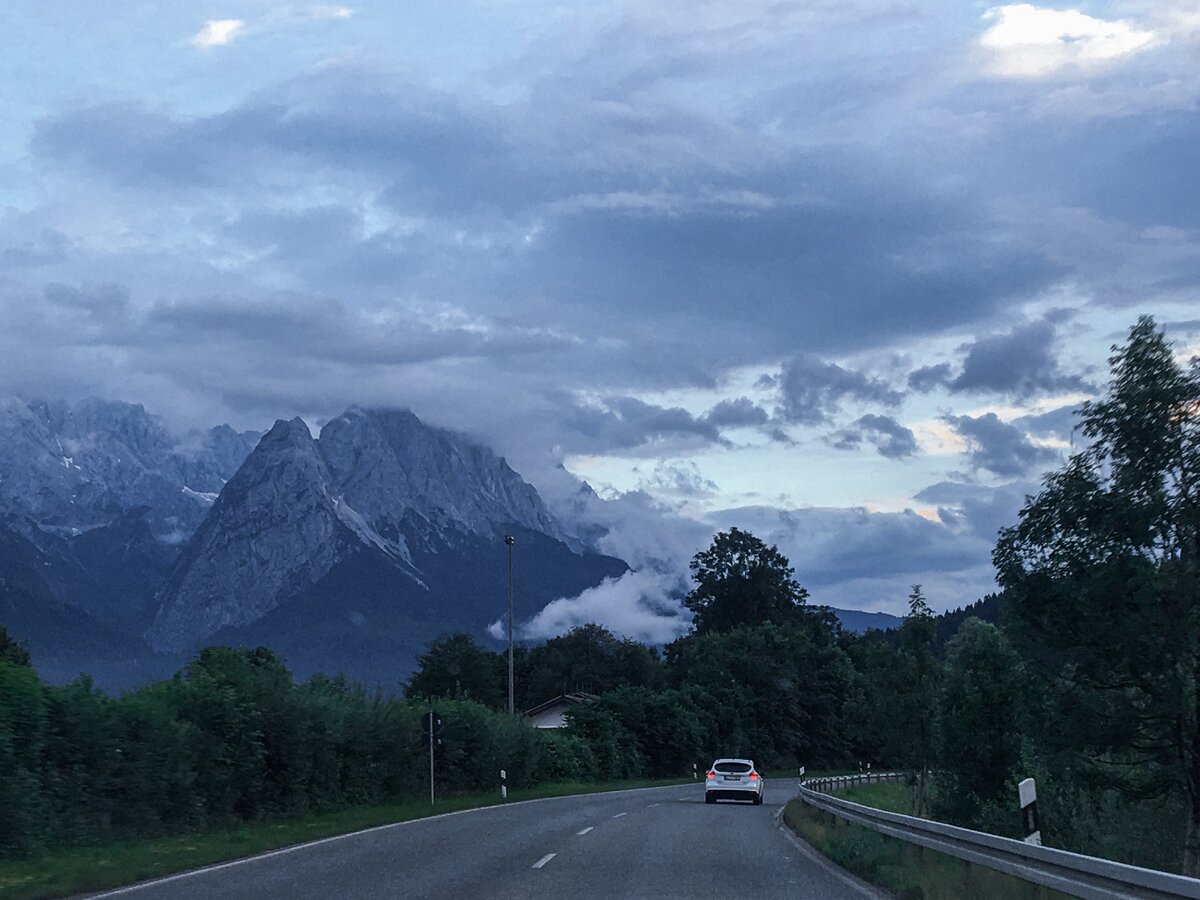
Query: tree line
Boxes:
[{"xmin": 0, "ymin": 317, "xmax": 1195, "ymax": 875}]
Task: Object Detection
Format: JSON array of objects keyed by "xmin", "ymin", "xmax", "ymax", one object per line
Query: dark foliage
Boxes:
[{"xmin": 684, "ymin": 527, "xmax": 813, "ymax": 635}]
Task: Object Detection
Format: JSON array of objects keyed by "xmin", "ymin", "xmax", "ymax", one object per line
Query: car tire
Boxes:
[
  {"xmin": 705, "ymin": 793, "xmax": 716, "ymax": 804},
  {"xmin": 753, "ymin": 793, "xmax": 763, "ymax": 805}
]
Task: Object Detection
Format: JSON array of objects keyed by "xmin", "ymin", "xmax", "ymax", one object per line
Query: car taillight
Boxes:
[
  {"xmin": 749, "ymin": 772, "xmax": 759, "ymax": 779},
  {"xmin": 706, "ymin": 771, "xmax": 715, "ymax": 779}
]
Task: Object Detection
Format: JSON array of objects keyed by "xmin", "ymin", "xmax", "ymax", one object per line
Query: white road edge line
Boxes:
[
  {"xmin": 83, "ymin": 783, "xmax": 691, "ymax": 898},
  {"xmin": 772, "ymin": 806, "xmax": 890, "ymax": 900},
  {"xmin": 577, "ymin": 827, "xmax": 594, "ymax": 835},
  {"xmin": 612, "ymin": 812, "xmax": 627, "ymax": 818},
  {"xmin": 532, "ymin": 853, "xmax": 557, "ymax": 869}
]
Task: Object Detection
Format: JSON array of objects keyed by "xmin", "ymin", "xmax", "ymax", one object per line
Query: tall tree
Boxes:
[
  {"xmin": 684, "ymin": 528, "xmax": 811, "ymax": 635},
  {"xmin": 518, "ymin": 624, "xmax": 660, "ymax": 709},
  {"xmin": 667, "ymin": 622, "xmax": 854, "ymax": 766},
  {"xmin": 905, "ymin": 585, "xmax": 938, "ymax": 815},
  {"xmin": 872, "ymin": 585, "xmax": 940, "ymax": 815},
  {"xmin": 994, "ymin": 316, "xmax": 1200, "ymax": 874},
  {"xmin": 934, "ymin": 618, "xmax": 1027, "ymax": 828},
  {"xmin": 406, "ymin": 633, "xmax": 505, "ymax": 709}
]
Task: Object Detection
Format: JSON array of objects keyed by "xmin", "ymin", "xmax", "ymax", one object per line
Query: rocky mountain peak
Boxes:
[
  {"xmin": 318, "ymin": 407, "xmax": 565, "ymax": 540},
  {"xmin": 147, "ymin": 416, "xmax": 346, "ymax": 652},
  {"xmin": 147, "ymin": 405, "xmax": 577, "ymax": 652},
  {"xmin": 0, "ymin": 397, "xmax": 256, "ymax": 541}
]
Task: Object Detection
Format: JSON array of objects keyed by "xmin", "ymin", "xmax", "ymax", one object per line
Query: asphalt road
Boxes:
[{"xmin": 84, "ymin": 783, "xmax": 886, "ymax": 899}]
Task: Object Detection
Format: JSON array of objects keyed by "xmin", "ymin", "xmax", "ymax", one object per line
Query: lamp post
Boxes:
[{"xmin": 505, "ymin": 534, "xmax": 515, "ymax": 715}]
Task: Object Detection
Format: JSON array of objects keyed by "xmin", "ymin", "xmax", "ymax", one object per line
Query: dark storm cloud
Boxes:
[
  {"xmin": 142, "ymin": 295, "xmax": 577, "ymax": 367},
  {"xmin": 988, "ymin": 107, "xmax": 1200, "ymax": 234},
  {"xmin": 712, "ymin": 504, "xmax": 995, "ymax": 610},
  {"xmin": 943, "ymin": 412, "xmax": 1059, "ymax": 478},
  {"xmin": 44, "ymin": 283, "xmax": 129, "ymax": 318},
  {"xmin": 949, "ymin": 319, "xmax": 1092, "ymax": 398},
  {"xmin": 908, "ymin": 362, "xmax": 952, "ymax": 393},
  {"xmin": 563, "ymin": 396, "xmax": 726, "ymax": 454},
  {"xmin": 702, "ymin": 397, "xmax": 769, "ymax": 429},
  {"xmin": 528, "ymin": 194, "xmax": 1066, "ymax": 359},
  {"xmin": 30, "ymin": 83, "xmax": 518, "ymax": 215},
  {"xmin": 913, "ymin": 479, "xmax": 1035, "ymax": 544},
  {"xmin": 1, "ymin": 229, "xmax": 69, "ymax": 267},
  {"xmin": 773, "ymin": 355, "xmax": 902, "ymax": 425},
  {"xmin": 830, "ymin": 413, "xmax": 918, "ymax": 459},
  {"xmin": 27, "ymin": 66, "xmax": 1069, "ymax": 366}
]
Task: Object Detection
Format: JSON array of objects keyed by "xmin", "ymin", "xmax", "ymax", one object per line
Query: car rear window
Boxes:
[{"xmin": 714, "ymin": 762, "xmax": 752, "ymax": 773}]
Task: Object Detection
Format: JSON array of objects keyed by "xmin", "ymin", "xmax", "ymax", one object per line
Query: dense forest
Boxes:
[{"xmin": 0, "ymin": 317, "xmax": 1195, "ymax": 875}]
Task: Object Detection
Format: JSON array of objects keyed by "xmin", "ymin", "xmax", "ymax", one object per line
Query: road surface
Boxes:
[{"xmin": 84, "ymin": 783, "xmax": 886, "ymax": 899}]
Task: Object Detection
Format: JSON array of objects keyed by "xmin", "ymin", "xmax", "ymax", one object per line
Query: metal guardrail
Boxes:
[
  {"xmin": 805, "ymin": 772, "xmax": 906, "ymax": 793},
  {"xmin": 797, "ymin": 775, "xmax": 1200, "ymax": 900}
]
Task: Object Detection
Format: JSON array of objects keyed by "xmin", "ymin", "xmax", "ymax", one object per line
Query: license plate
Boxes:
[{"xmin": 723, "ymin": 775, "xmax": 741, "ymax": 781}]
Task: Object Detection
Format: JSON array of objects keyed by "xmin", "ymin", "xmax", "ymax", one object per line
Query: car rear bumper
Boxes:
[{"xmin": 705, "ymin": 784, "xmax": 762, "ymax": 801}]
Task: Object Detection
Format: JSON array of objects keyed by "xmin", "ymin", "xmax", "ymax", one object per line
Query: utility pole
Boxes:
[
  {"xmin": 422, "ymin": 709, "xmax": 441, "ymax": 805},
  {"xmin": 505, "ymin": 534, "xmax": 515, "ymax": 715}
]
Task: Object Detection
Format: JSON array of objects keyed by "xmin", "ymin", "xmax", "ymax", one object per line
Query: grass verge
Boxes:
[
  {"xmin": 782, "ymin": 798, "xmax": 1074, "ymax": 900},
  {"xmin": 834, "ymin": 780, "xmax": 915, "ymax": 814},
  {"xmin": 0, "ymin": 777, "xmax": 690, "ymax": 900}
]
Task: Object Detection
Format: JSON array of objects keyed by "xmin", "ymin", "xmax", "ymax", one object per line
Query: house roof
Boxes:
[{"xmin": 523, "ymin": 691, "xmax": 598, "ymax": 718}]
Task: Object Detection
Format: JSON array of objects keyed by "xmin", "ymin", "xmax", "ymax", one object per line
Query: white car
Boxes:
[{"xmin": 704, "ymin": 758, "xmax": 764, "ymax": 804}]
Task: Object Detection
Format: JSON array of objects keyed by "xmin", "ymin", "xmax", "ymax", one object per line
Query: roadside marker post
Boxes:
[
  {"xmin": 1019, "ymin": 777, "xmax": 1041, "ymax": 846},
  {"xmin": 500, "ymin": 769, "xmax": 507, "ymax": 800}
]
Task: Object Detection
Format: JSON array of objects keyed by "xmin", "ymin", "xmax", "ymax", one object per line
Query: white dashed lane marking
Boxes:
[
  {"xmin": 532, "ymin": 853, "xmax": 556, "ymax": 869},
  {"xmin": 612, "ymin": 812, "xmax": 627, "ymax": 818},
  {"xmin": 577, "ymin": 827, "xmax": 594, "ymax": 835}
]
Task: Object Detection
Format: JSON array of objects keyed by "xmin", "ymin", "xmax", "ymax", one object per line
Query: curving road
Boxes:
[{"xmin": 84, "ymin": 783, "xmax": 887, "ymax": 899}]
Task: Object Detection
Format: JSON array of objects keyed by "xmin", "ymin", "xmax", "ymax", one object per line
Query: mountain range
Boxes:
[
  {"xmin": 0, "ymin": 399, "xmax": 625, "ymax": 688},
  {"xmin": 0, "ymin": 398, "xmax": 897, "ymax": 691}
]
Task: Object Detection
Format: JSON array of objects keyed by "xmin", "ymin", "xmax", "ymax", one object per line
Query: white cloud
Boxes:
[
  {"xmin": 979, "ymin": 4, "xmax": 1156, "ymax": 77},
  {"xmin": 505, "ymin": 570, "xmax": 691, "ymax": 645},
  {"xmin": 191, "ymin": 19, "xmax": 245, "ymax": 48}
]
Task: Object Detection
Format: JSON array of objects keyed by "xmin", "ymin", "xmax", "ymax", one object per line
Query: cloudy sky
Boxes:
[{"xmin": 3, "ymin": 1, "xmax": 1199, "ymax": 635}]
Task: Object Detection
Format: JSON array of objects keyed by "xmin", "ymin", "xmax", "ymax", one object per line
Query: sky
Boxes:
[{"xmin": 3, "ymin": 1, "xmax": 1199, "ymax": 639}]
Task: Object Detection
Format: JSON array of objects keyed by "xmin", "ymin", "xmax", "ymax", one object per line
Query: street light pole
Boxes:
[{"xmin": 505, "ymin": 534, "xmax": 515, "ymax": 715}]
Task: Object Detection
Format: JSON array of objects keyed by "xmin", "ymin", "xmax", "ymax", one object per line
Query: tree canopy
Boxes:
[
  {"xmin": 994, "ymin": 316, "xmax": 1200, "ymax": 874},
  {"xmin": 405, "ymin": 633, "xmax": 505, "ymax": 709},
  {"xmin": 684, "ymin": 527, "xmax": 812, "ymax": 635}
]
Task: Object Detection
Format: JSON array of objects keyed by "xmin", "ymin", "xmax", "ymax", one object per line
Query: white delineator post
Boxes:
[
  {"xmin": 1019, "ymin": 777, "xmax": 1041, "ymax": 846},
  {"xmin": 500, "ymin": 768, "xmax": 507, "ymax": 800}
]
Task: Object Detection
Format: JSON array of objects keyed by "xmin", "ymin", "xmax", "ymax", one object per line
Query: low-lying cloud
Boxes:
[{"xmin": 503, "ymin": 570, "xmax": 691, "ymax": 645}]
